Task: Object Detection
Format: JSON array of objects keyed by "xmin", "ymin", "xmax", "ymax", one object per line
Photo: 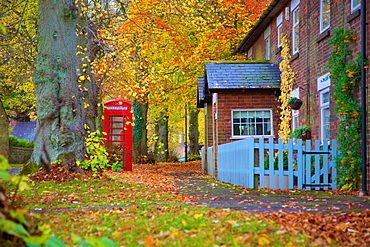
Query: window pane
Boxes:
[
  {"xmin": 321, "ymin": 0, "xmax": 330, "ymax": 31},
  {"xmin": 111, "ymin": 116, "xmax": 123, "ymax": 121},
  {"xmin": 233, "ymin": 124, "xmax": 240, "ymax": 135},
  {"xmin": 352, "ymin": 0, "xmax": 360, "ymax": 9},
  {"xmin": 322, "ymin": 92, "xmax": 330, "ymax": 104},
  {"xmin": 111, "ymin": 122, "xmax": 123, "ymax": 128},
  {"xmin": 294, "ymin": 8, "xmax": 299, "ymax": 22},
  {"xmin": 111, "ymin": 129, "xmax": 122, "ymax": 134},
  {"xmin": 294, "ymin": 26, "xmax": 299, "ymax": 50},
  {"xmin": 265, "ymin": 37, "xmax": 270, "ymax": 60},
  {"xmin": 323, "ymin": 108, "xmax": 330, "ymax": 140},
  {"xmin": 240, "ymin": 111, "xmax": 247, "ymax": 123},
  {"xmin": 278, "ymin": 26, "xmax": 282, "ymax": 47}
]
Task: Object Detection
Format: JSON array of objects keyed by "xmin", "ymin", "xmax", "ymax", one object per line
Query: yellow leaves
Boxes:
[
  {"xmin": 193, "ymin": 213, "xmax": 203, "ymax": 219},
  {"xmin": 11, "ymin": 175, "xmax": 29, "ymax": 191},
  {"xmin": 278, "ymin": 34, "xmax": 296, "ymax": 142},
  {"xmin": 257, "ymin": 235, "xmax": 271, "ymax": 245},
  {"xmin": 0, "ymin": 23, "xmax": 6, "ymax": 34}
]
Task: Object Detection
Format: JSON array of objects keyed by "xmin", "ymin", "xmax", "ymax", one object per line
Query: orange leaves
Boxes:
[
  {"xmin": 144, "ymin": 236, "xmax": 156, "ymax": 246},
  {"xmin": 95, "ymin": 0, "xmax": 270, "ymax": 110},
  {"xmin": 262, "ymin": 210, "xmax": 370, "ymax": 246}
]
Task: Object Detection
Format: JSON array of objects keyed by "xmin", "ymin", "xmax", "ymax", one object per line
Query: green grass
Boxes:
[
  {"xmin": 8, "ymin": 174, "xmax": 358, "ymax": 246},
  {"xmin": 8, "ymin": 178, "xmax": 180, "ymax": 210},
  {"xmin": 41, "ymin": 205, "xmax": 309, "ymax": 246}
]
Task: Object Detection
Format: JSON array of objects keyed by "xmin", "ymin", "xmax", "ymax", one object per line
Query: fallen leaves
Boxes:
[{"xmin": 258, "ymin": 210, "xmax": 370, "ymax": 246}]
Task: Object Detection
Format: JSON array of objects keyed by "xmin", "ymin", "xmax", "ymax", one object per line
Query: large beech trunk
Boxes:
[
  {"xmin": 77, "ymin": 1, "xmax": 101, "ymax": 133},
  {"xmin": 32, "ymin": 0, "xmax": 85, "ymax": 171}
]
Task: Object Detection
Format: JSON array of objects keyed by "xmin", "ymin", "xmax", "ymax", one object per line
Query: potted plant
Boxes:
[
  {"xmin": 288, "ymin": 97, "xmax": 303, "ymax": 110},
  {"xmin": 290, "ymin": 126, "xmax": 311, "ymax": 140}
]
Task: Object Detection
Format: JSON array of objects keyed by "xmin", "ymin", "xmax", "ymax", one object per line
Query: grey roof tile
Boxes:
[{"xmin": 205, "ymin": 62, "xmax": 281, "ymax": 90}]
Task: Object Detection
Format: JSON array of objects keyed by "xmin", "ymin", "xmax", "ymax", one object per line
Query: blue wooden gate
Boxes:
[{"xmin": 215, "ymin": 138, "xmax": 338, "ymax": 190}]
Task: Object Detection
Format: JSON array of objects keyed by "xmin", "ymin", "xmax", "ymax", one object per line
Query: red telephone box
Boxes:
[{"xmin": 103, "ymin": 99, "xmax": 132, "ymax": 171}]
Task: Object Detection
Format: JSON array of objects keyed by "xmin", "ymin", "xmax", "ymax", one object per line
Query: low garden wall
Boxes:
[{"xmin": 9, "ymin": 146, "xmax": 33, "ymax": 164}]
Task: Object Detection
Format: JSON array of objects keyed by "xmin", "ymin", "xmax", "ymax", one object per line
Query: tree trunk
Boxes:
[
  {"xmin": 77, "ymin": 2, "xmax": 101, "ymax": 132},
  {"xmin": 32, "ymin": 0, "xmax": 85, "ymax": 171},
  {"xmin": 189, "ymin": 108, "xmax": 199, "ymax": 155},
  {"xmin": 132, "ymin": 99, "xmax": 148, "ymax": 162},
  {"xmin": 155, "ymin": 111, "xmax": 168, "ymax": 162},
  {"xmin": 0, "ymin": 99, "xmax": 9, "ymax": 159}
]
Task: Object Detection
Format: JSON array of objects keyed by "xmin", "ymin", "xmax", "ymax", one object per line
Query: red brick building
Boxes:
[
  {"xmin": 198, "ymin": 62, "xmax": 281, "ymax": 175},
  {"xmin": 198, "ymin": 0, "xmax": 369, "ymax": 190}
]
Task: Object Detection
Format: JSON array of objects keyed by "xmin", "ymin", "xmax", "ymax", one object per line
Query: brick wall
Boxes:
[
  {"xmin": 247, "ymin": 0, "xmax": 370, "ymax": 140},
  {"xmin": 215, "ymin": 91, "xmax": 280, "ymax": 145},
  {"xmin": 245, "ymin": 0, "xmax": 370, "ymax": 190}
]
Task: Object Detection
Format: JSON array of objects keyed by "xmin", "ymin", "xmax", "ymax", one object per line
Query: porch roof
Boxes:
[{"xmin": 205, "ymin": 62, "xmax": 281, "ymax": 90}]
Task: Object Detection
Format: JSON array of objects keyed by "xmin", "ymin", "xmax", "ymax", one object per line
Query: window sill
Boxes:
[
  {"xmin": 275, "ymin": 47, "xmax": 282, "ymax": 55},
  {"xmin": 230, "ymin": 135, "xmax": 275, "ymax": 140},
  {"xmin": 347, "ymin": 9, "xmax": 361, "ymax": 23},
  {"xmin": 316, "ymin": 30, "xmax": 330, "ymax": 43},
  {"xmin": 291, "ymin": 53, "xmax": 299, "ymax": 62}
]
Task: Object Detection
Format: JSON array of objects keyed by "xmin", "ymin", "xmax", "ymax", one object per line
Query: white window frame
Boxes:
[
  {"xmin": 231, "ymin": 109, "xmax": 273, "ymax": 138},
  {"xmin": 264, "ymin": 27, "xmax": 271, "ymax": 60},
  {"xmin": 292, "ymin": 6, "xmax": 299, "ymax": 54},
  {"xmin": 320, "ymin": 0, "xmax": 330, "ymax": 33},
  {"xmin": 291, "ymin": 88, "xmax": 300, "ymax": 132},
  {"xmin": 351, "ymin": 0, "xmax": 361, "ymax": 12},
  {"xmin": 276, "ymin": 13, "xmax": 283, "ymax": 47},
  {"xmin": 320, "ymin": 88, "xmax": 330, "ymax": 142},
  {"xmin": 247, "ymin": 48, "xmax": 253, "ymax": 60}
]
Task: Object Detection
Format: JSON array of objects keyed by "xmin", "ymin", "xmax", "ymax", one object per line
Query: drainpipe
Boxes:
[{"xmin": 360, "ymin": 0, "xmax": 368, "ymax": 196}]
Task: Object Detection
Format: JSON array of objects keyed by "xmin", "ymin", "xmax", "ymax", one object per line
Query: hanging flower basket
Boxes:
[
  {"xmin": 289, "ymin": 101, "xmax": 303, "ymax": 110},
  {"xmin": 288, "ymin": 97, "xmax": 303, "ymax": 110}
]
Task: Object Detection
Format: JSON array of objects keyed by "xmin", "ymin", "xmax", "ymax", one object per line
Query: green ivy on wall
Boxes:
[{"xmin": 328, "ymin": 28, "xmax": 365, "ymax": 191}]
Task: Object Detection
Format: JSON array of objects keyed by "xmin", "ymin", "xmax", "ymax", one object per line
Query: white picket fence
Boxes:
[{"xmin": 206, "ymin": 138, "xmax": 338, "ymax": 190}]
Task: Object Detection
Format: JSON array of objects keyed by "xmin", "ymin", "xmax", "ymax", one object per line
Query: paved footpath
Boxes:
[{"xmin": 169, "ymin": 171, "xmax": 370, "ymax": 214}]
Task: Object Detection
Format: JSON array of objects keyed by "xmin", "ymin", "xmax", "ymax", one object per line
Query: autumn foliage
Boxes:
[{"xmin": 95, "ymin": 0, "xmax": 270, "ymax": 109}]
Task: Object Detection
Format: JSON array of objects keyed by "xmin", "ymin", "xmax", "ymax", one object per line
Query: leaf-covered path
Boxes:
[
  {"xmin": 15, "ymin": 161, "xmax": 370, "ymax": 246},
  {"xmin": 103, "ymin": 160, "xmax": 370, "ymax": 214},
  {"xmin": 166, "ymin": 166, "xmax": 370, "ymax": 214}
]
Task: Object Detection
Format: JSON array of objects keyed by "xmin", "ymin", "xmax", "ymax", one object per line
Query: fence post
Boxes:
[
  {"xmin": 297, "ymin": 139, "xmax": 303, "ymax": 189},
  {"xmin": 268, "ymin": 138, "xmax": 275, "ymax": 189},
  {"xmin": 258, "ymin": 138, "xmax": 265, "ymax": 189},
  {"xmin": 305, "ymin": 140, "xmax": 312, "ymax": 190},
  {"xmin": 314, "ymin": 140, "xmax": 321, "ymax": 191},
  {"xmin": 287, "ymin": 139, "xmax": 294, "ymax": 189},
  {"xmin": 248, "ymin": 138, "xmax": 255, "ymax": 189},
  {"xmin": 277, "ymin": 138, "xmax": 284, "ymax": 189},
  {"xmin": 331, "ymin": 139, "xmax": 338, "ymax": 190},
  {"xmin": 323, "ymin": 140, "xmax": 329, "ymax": 190}
]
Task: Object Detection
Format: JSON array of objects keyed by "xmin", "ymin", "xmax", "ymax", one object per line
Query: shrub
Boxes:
[
  {"xmin": 290, "ymin": 126, "xmax": 310, "ymax": 139},
  {"xmin": 9, "ymin": 135, "xmax": 34, "ymax": 148},
  {"xmin": 76, "ymin": 130, "xmax": 116, "ymax": 175},
  {"xmin": 264, "ymin": 151, "xmax": 289, "ymax": 170},
  {"xmin": 187, "ymin": 154, "xmax": 201, "ymax": 161}
]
